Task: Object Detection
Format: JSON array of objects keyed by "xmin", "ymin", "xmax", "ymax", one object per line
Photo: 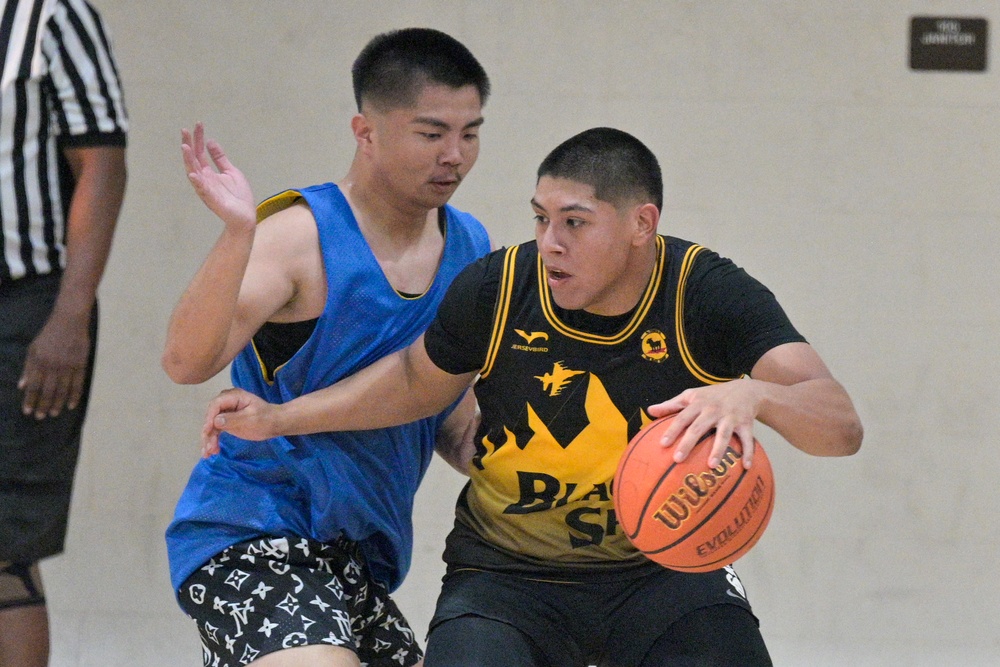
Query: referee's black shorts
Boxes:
[{"xmin": 0, "ymin": 273, "xmax": 98, "ymax": 563}]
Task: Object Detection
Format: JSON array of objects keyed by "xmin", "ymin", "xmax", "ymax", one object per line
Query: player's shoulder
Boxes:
[
  {"xmin": 256, "ymin": 188, "xmax": 313, "ymax": 223},
  {"xmin": 253, "ymin": 192, "xmax": 319, "ymax": 262},
  {"xmin": 662, "ymin": 234, "xmax": 713, "ymax": 257},
  {"xmin": 661, "ymin": 235, "xmax": 737, "ymax": 272},
  {"xmin": 477, "ymin": 239, "xmax": 540, "ymax": 273}
]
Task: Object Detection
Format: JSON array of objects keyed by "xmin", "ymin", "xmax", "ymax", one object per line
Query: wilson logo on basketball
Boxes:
[
  {"xmin": 696, "ymin": 475, "xmax": 767, "ymax": 557},
  {"xmin": 652, "ymin": 446, "xmax": 742, "ymax": 529}
]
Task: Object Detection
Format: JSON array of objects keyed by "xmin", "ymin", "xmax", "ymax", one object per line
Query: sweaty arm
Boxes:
[{"xmin": 19, "ymin": 145, "xmax": 127, "ymax": 419}]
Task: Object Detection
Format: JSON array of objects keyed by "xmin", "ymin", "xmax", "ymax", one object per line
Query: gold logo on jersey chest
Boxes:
[
  {"xmin": 641, "ymin": 329, "xmax": 668, "ymax": 362},
  {"xmin": 535, "ymin": 361, "xmax": 584, "ymax": 396},
  {"xmin": 512, "ymin": 329, "xmax": 550, "ymax": 352}
]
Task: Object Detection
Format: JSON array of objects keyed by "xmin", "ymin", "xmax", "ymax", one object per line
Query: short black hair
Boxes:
[
  {"xmin": 352, "ymin": 28, "xmax": 490, "ymax": 112},
  {"xmin": 537, "ymin": 128, "xmax": 663, "ymax": 210}
]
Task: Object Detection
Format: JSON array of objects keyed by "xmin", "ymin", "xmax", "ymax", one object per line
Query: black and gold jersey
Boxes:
[{"xmin": 425, "ymin": 235, "xmax": 804, "ymax": 579}]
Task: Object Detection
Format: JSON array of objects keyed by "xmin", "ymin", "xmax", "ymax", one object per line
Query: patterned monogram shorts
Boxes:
[{"xmin": 178, "ymin": 536, "xmax": 422, "ymax": 666}]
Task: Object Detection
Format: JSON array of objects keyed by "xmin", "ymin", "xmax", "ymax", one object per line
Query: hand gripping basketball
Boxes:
[{"xmin": 613, "ymin": 415, "xmax": 775, "ymax": 572}]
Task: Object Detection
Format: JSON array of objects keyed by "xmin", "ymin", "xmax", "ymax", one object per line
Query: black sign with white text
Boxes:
[{"xmin": 910, "ymin": 17, "xmax": 988, "ymax": 72}]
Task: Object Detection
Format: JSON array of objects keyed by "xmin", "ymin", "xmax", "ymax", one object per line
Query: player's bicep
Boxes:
[
  {"xmin": 750, "ymin": 342, "xmax": 833, "ymax": 386},
  {"xmin": 400, "ymin": 335, "xmax": 477, "ymax": 411},
  {"xmin": 227, "ymin": 207, "xmax": 317, "ymax": 357}
]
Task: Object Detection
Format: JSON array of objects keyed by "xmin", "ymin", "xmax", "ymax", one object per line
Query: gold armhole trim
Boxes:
[
  {"xmin": 537, "ymin": 236, "xmax": 665, "ymax": 345},
  {"xmin": 256, "ymin": 190, "xmax": 303, "ymax": 223},
  {"xmin": 249, "ymin": 189, "xmax": 304, "ymax": 386},
  {"xmin": 675, "ymin": 244, "xmax": 737, "ymax": 384},
  {"xmin": 249, "ymin": 338, "xmax": 275, "ymax": 385},
  {"xmin": 480, "ymin": 246, "xmax": 519, "ymax": 379}
]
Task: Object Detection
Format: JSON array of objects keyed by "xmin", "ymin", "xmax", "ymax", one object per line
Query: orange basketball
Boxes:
[{"xmin": 613, "ymin": 415, "xmax": 775, "ymax": 573}]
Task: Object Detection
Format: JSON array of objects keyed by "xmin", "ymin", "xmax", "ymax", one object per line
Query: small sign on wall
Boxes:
[{"xmin": 910, "ymin": 17, "xmax": 988, "ymax": 71}]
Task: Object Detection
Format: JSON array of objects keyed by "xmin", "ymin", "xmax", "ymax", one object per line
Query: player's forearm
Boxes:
[
  {"xmin": 161, "ymin": 225, "xmax": 256, "ymax": 383},
  {"xmin": 267, "ymin": 347, "xmax": 471, "ymax": 437},
  {"xmin": 754, "ymin": 377, "xmax": 863, "ymax": 457},
  {"xmin": 435, "ymin": 391, "xmax": 479, "ymax": 474}
]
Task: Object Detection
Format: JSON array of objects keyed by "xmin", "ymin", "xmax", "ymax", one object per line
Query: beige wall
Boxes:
[{"xmin": 43, "ymin": 1, "xmax": 999, "ymax": 664}]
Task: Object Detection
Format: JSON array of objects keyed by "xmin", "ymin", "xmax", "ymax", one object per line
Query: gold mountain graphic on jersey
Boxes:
[
  {"xmin": 475, "ymin": 373, "xmax": 627, "ymax": 498},
  {"xmin": 515, "ymin": 329, "xmax": 549, "ymax": 345},
  {"xmin": 535, "ymin": 361, "xmax": 585, "ymax": 396}
]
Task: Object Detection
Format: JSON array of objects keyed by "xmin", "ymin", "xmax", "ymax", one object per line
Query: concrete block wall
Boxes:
[{"xmin": 40, "ymin": 2, "xmax": 999, "ymax": 664}]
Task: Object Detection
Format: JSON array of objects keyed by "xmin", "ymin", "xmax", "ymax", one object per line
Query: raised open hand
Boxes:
[{"xmin": 181, "ymin": 122, "xmax": 256, "ymax": 230}]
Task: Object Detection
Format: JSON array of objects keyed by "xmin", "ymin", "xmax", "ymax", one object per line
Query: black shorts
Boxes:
[
  {"xmin": 0, "ymin": 273, "xmax": 97, "ymax": 563},
  {"xmin": 178, "ymin": 536, "xmax": 423, "ymax": 667},
  {"xmin": 425, "ymin": 564, "xmax": 766, "ymax": 667}
]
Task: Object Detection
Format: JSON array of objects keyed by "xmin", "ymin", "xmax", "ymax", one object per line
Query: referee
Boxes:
[{"xmin": 0, "ymin": 1, "xmax": 126, "ymax": 664}]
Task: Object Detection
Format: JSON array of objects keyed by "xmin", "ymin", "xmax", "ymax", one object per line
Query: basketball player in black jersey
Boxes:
[{"xmin": 201, "ymin": 127, "xmax": 863, "ymax": 666}]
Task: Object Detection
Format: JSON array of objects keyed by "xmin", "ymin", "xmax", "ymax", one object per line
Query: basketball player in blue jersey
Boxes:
[
  {"xmin": 203, "ymin": 127, "xmax": 863, "ymax": 666},
  {"xmin": 161, "ymin": 29, "xmax": 491, "ymax": 667}
]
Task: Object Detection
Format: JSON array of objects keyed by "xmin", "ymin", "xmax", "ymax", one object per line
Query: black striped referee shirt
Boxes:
[{"xmin": 0, "ymin": 0, "xmax": 127, "ymax": 284}]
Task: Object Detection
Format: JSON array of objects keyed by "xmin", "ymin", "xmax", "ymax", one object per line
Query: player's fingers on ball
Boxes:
[
  {"xmin": 708, "ymin": 426, "xmax": 735, "ymax": 467},
  {"xmin": 647, "ymin": 397, "xmax": 679, "ymax": 417},
  {"xmin": 672, "ymin": 423, "xmax": 706, "ymax": 462},
  {"xmin": 659, "ymin": 408, "xmax": 697, "ymax": 448},
  {"xmin": 739, "ymin": 431, "xmax": 756, "ymax": 469},
  {"xmin": 657, "ymin": 415, "xmax": 686, "ymax": 447}
]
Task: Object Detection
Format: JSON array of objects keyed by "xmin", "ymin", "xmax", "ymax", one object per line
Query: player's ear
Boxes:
[
  {"xmin": 351, "ymin": 113, "xmax": 373, "ymax": 151},
  {"xmin": 633, "ymin": 202, "xmax": 659, "ymax": 245}
]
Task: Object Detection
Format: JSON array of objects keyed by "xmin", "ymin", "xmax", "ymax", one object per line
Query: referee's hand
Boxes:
[{"xmin": 18, "ymin": 312, "xmax": 90, "ymax": 420}]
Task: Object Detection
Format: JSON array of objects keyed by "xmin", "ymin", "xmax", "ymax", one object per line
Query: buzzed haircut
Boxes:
[
  {"xmin": 352, "ymin": 28, "xmax": 490, "ymax": 112},
  {"xmin": 537, "ymin": 128, "xmax": 663, "ymax": 210}
]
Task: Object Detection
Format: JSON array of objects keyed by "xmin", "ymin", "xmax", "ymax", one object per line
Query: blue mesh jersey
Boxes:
[{"xmin": 165, "ymin": 183, "xmax": 490, "ymax": 594}]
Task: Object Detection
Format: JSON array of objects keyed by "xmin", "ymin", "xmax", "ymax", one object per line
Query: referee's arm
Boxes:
[{"xmin": 18, "ymin": 145, "xmax": 127, "ymax": 419}]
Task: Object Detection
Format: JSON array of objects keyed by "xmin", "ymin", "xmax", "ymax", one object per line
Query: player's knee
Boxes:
[{"xmin": 0, "ymin": 561, "xmax": 46, "ymax": 611}]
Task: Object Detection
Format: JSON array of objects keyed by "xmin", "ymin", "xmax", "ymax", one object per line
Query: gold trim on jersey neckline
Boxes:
[{"xmin": 537, "ymin": 235, "xmax": 666, "ymax": 345}]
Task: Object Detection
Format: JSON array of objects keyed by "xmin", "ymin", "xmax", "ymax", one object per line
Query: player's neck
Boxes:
[
  {"xmin": 338, "ymin": 174, "xmax": 438, "ymax": 248},
  {"xmin": 587, "ymin": 241, "xmax": 659, "ymax": 317}
]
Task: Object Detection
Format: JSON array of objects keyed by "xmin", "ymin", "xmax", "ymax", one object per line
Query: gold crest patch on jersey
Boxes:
[{"xmin": 641, "ymin": 329, "xmax": 668, "ymax": 362}]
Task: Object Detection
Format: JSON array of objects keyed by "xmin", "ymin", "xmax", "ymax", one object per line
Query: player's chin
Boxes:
[
  {"xmin": 426, "ymin": 180, "xmax": 460, "ymax": 203},
  {"xmin": 549, "ymin": 286, "xmax": 586, "ymax": 312}
]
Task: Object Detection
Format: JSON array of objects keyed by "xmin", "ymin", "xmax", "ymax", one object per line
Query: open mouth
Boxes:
[{"xmin": 547, "ymin": 267, "xmax": 570, "ymax": 284}]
